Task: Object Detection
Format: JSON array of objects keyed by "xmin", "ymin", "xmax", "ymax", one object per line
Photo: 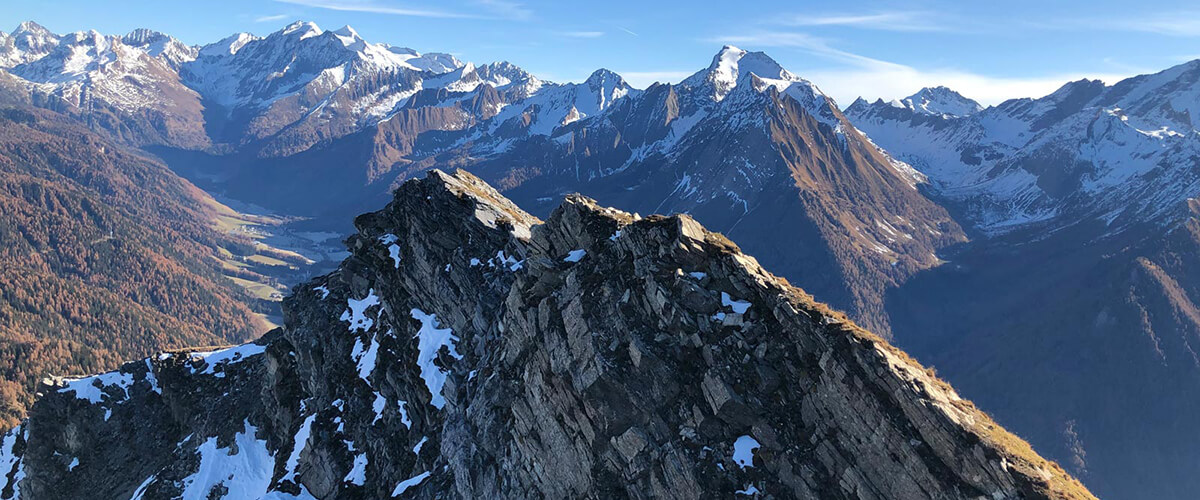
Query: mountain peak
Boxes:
[
  {"xmin": 902, "ymin": 86, "xmax": 981, "ymax": 117},
  {"xmin": 279, "ymin": 20, "xmax": 321, "ymax": 39},
  {"xmin": 332, "ymin": 24, "xmax": 361, "ymax": 41},
  {"xmin": 331, "ymin": 24, "xmax": 365, "ymax": 50},
  {"xmin": 13, "ymin": 21, "xmax": 52, "ymax": 36},
  {"xmin": 121, "ymin": 28, "xmax": 170, "ymax": 46},
  {"xmin": 584, "ymin": 68, "xmax": 625, "ymax": 86},
  {"xmin": 685, "ymin": 45, "xmax": 795, "ymax": 101},
  {"xmin": 198, "ymin": 32, "xmax": 257, "ymax": 57}
]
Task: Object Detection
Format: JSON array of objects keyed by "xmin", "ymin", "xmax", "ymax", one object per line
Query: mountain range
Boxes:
[{"xmin": 1, "ymin": 19, "xmax": 1198, "ymax": 499}]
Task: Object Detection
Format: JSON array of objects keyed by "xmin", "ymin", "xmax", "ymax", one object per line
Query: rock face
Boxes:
[{"xmin": 0, "ymin": 170, "xmax": 1090, "ymax": 499}]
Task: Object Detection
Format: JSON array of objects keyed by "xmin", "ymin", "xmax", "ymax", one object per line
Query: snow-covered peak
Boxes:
[
  {"xmin": 121, "ymin": 28, "xmax": 167, "ymax": 46},
  {"xmin": 197, "ymin": 32, "xmax": 258, "ymax": 58},
  {"xmin": 280, "ymin": 21, "xmax": 322, "ymax": 40},
  {"xmin": 684, "ymin": 46, "xmax": 799, "ymax": 102},
  {"xmin": 584, "ymin": 68, "xmax": 634, "ymax": 101},
  {"xmin": 13, "ymin": 21, "xmax": 53, "ymax": 37},
  {"xmin": 332, "ymin": 25, "xmax": 359, "ymax": 39},
  {"xmin": 585, "ymin": 68, "xmax": 623, "ymax": 86},
  {"xmin": 1, "ymin": 20, "xmax": 62, "ymax": 67},
  {"xmin": 902, "ymin": 86, "xmax": 981, "ymax": 118},
  {"xmin": 331, "ymin": 25, "xmax": 364, "ymax": 49},
  {"xmin": 383, "ymin": 45, "xmax": 462, "ymax": 73},
  {"xmin": 121, "ymin": 28, "xmax": 197, "ymax": 68}
]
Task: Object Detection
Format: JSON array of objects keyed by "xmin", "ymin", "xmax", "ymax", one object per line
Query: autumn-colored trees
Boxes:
[{"xmin": 0, "ymin": 108, "xmax": 268, "ymax": 426}]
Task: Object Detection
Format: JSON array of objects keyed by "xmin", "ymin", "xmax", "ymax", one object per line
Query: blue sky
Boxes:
[{"xmin": 6, "ymin": 0, "xmax": 1200, "ymax": 106}]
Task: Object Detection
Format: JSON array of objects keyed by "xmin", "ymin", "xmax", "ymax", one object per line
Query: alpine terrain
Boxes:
[
  {"xmin": 0, "ymin": 18, "xmax": 1195, "ymax": 500},
  {"xmin": 0, "ymin": 170, "xmax": 1092, "ymax": 499}
]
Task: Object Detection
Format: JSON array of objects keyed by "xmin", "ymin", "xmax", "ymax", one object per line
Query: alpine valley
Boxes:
[{"xmin": 0, "ymin": 19, "xmax": 1193, "ymax": 500}]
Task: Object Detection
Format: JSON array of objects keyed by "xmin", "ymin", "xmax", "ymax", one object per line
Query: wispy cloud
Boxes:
[
  {"xmin": 1093, "ymin": 12, "xmax": 1200, "ymax": 37},
  {"xmin": 473, "ymin": 0, "xmax": 532, "ymax": 21},
  {"xmin": 712, "ymin": 32, "xmax": 908, "ymax": 71},
  {"xmin": 274, "ymin": 0, "xmax": 475, "ymax": 19},
  {"xmin": 1027, "ymin": 12, "xmax": 1200, "ymax": 37},
  {"xmin": 254, "ymin": 14, "xmax": 291, "ymax": 23},
  {"xmin": 780, "ymin": 11, "xmax": 955, "ymax": 33},
  {"xmin": 617, "ymin": 26, "xmax": 639, "ymax": 37},
  {"xmin": 557, "ymin": 31, "xmax": 604, "ymax": 38}
]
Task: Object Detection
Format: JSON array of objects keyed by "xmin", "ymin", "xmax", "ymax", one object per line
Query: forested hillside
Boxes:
[{"xmin": 0, "ymin": 107, "xmax": 271, "ymax": 425}]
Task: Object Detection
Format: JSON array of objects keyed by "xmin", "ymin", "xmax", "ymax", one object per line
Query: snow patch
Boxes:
[
  {"xmin": 344, "ymin": 454, "xmax": 367, "ymax": 485},
  {"xmin": 388, "ymin": 244, "xmax": 402, "ymax": 268},
  {"xmin": 721, "ymin": 292, "xmax": 752, "ymax": 314},
  {"xmin": 59, "ymin": 370, "xmax": 133, "ymax": 404},
  {"xmin": 178, "ymin": 420, "xmax": 274, "ymax": 499},
  {"xmin": 563, "ymin": 249, "xmax": 587, "ymax": 262},
  {"xmin": 191, "ymin": 343, "xmax": 268, "ymax": 376},
  {"xmin": 282, "ymin": 414, "xmax": 316, "ymax": 483},
  {"xmin": 733, "ymin": 435, "xmax": 760, "ymax": 469},
  {"xmin": 410, "ymin": 309, "xmax": 463, "ymax": 409},
  {"xmin": 352, "ymin": 333, "xmax": 381, "ymax": 383},
  {"xmin": 341, "ymin": 289, "xmax": 381, "ymax": 332},
  {"xmin": 392, "ymin": 471, "xmax": 431, "ymax": 496}
]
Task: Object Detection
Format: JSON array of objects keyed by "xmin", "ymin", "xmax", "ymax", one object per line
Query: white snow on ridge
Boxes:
[
  {"xmin": 191, "ymin": 343, "xmax": 268, "ymax": 376},
  {"xmin": 410, "ymin": 308, "xmax": 463, "ymax": 409},
  {"xmin": 389, "ymin": 244, "xmax": 402, "ymax": 268},
  {"xmin": 393, "ymin": 471, "xmax": 431, "ymax": 496},
  {"xmin": 282, "ymin": 414, "xmax": 317, "ymax": 483},
  {"xmin": 341, "ymin": 289, "xmax": 381, "ymax": 332},
  {"xmin": 58, "ymin": 370, "xmax": 133, "ymax": 404},
  {"xmin": 178, "ymin": 420, "xmax": 274, "ymax": 499},
  {"xmin": 352, "ymin": 333, "xmax": 381, "ymax": 383},
  {"xmin": 0, "ymin": 426, "xmax": 24, "ymax": 498},
  {"xmin": 344, "ymin": 453, "xmax": 368, "ymax": 485}
]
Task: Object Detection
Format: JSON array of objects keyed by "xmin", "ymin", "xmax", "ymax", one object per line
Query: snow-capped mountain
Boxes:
[
  {"xmin": 845, "ymin": 67, "xmax": 1200, "ymax": 235},
  {"xmin": 0, "ymin": 22, "xmax": 208, "ymax": 147},
  {"xmin": 846, "ymin": 63, "xmax": 1200, "ymax": 500},
  {"xmin": 449, "ymin": 45, "xmax": 966, "ymax": 335},
  {"xmin": 0, "ymin": 22, "xmax": 59, "ymax": 67},
  {"xmin": 893, "ymin": 86, "xmax": 982, "ymax": 118},
  {"xmin": 484, "ymin": 68, "xmax": 638, "ymax": 136},
  {"xmin": 0, "ymin": 21, "xmax": 497, "ymax": 154},
  {"xmin": 128, "ymin": 41, "xmax": 961, "ymax": 340}
]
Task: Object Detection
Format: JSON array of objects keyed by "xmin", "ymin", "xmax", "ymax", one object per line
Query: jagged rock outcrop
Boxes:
[{"xmin": 0, "ymin": 170, "xmax": 1091, "ymax": 499}]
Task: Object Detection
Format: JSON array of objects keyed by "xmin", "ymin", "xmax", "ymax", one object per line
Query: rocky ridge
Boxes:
[{"xmin": 0, "ymin": 170, "xmax": 1090, "ymax": 499}]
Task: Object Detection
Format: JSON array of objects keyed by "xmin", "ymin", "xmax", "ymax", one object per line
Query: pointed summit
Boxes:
[
  {"xmin": 581, "ymin": 68, "xmax": 636, "ymax": 112},
  {"xmin": 279, "ymin": 20, "xmax": 321, "ymax": 39},
  {"xmin": 902, "ymin": 86, "xmax": 981, "ymax": 117},
  {"xmin": 584, "ymin": 68, "xmax": 625, "ymax": 86},
  {"xmin": 122, "ymin": 28, "xmax": 169, "ymax": 45},
  {"xmin": 13, "ymin": 21, "xmax": 52, "ymax": 36},
  {"xmin": 331, "ymin": 24, "xmax": 365, "ymax": 50},
  {"xmin": 332, "ymin": 25, "xmax": 359, "ymax": 38},
  {"xmin": 684, "ymin": 46, "xmax": 796, "ymax": 101}
]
